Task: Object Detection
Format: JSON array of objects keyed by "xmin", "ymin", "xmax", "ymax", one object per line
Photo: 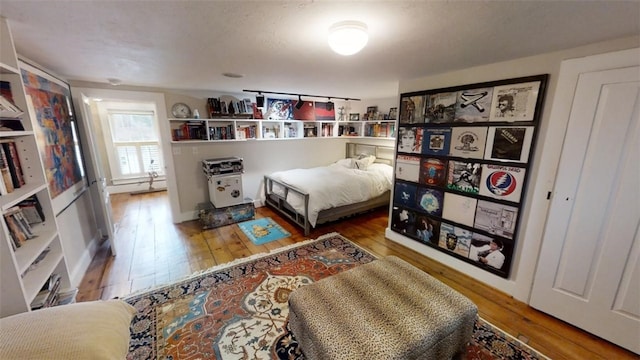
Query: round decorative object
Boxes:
[{"xmin": 171, "ymin": 102, "xmax": 191, "ymax": 118}]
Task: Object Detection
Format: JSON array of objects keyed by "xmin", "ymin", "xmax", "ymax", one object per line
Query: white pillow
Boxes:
[
  {"xmin": 335, "ymin": 158, "xmax": 355, "ymax": 168},
  {"xmin": 353, "ymin": 154, "xmax": 376, "ymax": 170},
  {"xmin": 0, "ymin": 300, "xmax": 136, "ymax": 360}
]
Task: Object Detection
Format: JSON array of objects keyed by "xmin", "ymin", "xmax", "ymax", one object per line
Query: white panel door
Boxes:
[
  {"xmin": 530, "ymin": 64, "xmax": 639, "ymax": 353},
  {"xmin": 74, "ymin": 93, "xmax": 117, "ymax": 255}
]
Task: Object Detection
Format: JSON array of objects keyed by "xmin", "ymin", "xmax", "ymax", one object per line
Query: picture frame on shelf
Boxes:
[
  {"xmin": 389, "ymin": 107, "xmax": 398, "ymax": 120},
  {"xmin": 366, "ymin": 106, "xmax": 377, "ymax": 120},
  {"xmin": 349, "ymin": 113, "xmax": 360, "ymax": 121}
]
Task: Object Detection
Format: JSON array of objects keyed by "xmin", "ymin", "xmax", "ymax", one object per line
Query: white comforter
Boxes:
[{"xmin": 268, "ymin": 163, "xmax": 393, "ymax": 227}]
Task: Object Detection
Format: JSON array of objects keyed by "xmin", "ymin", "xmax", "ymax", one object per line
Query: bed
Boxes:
[{"xmin": 263, "ymin": 143, "xmax": 395, "ymax": 235}]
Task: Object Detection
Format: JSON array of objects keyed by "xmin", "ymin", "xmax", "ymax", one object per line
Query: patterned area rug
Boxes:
[
  {"xmin": 124, "ymin": 232, "xmax": 548, "ymax": 360},
  {"xmin": 237, "ymin": 217, "xmax": 291, "ymax": 245}
]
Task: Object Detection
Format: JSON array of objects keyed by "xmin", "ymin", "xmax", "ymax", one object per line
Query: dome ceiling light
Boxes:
[{"xmin": 328, "ymin": 21, "xmax": 368, "ymax": 56}]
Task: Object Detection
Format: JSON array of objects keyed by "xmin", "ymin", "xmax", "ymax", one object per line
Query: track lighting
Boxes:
[
  {"xmin": 243, "ymin": 89, "xmax": 360, "ymax": 104},
  {"xmin": 256, "ymin": 92, "xmax": 265, "ymax": 107},
  {"xmin": 326, "ymin": 98, "xmax": 334, "ymax": 111}
]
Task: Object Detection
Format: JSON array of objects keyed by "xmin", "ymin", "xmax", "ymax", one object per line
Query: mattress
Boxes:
[{"xmin": 268, "ymin": 162, "xmax": 393, "ymax": 226}]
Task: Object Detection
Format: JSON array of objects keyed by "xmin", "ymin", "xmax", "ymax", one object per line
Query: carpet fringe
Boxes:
[{"xmin": 123, "ymin": 232, "xmax": 344, "ymax": 300}]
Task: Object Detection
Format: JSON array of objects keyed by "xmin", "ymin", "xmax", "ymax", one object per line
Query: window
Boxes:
[{"xmin": 106, "ymin": 110, "xmax": 164, "ymax": 182}]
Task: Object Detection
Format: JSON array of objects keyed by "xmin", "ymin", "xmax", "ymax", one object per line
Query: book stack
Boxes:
[
  {"xmin": 0, "ymin": 139, "xmax": 25, "ymax": 195},
  {"xmin": 0, "ymin": 81, "xmax": 25, "ymax": 132},
  {"xmin": 3, "ymin": 206, "xmax": 37, "ymax": 250},
  {"xmin": 207, "ymin": 97, "xmax": 254, "ymax": 117},
  {"xmin": 30, "ymin": 273, "xmax": 61, "ymax": 310}
]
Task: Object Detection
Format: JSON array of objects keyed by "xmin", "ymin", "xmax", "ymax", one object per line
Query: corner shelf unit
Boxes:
[
  {"xmin": 0, "ymin": 17, "xmax": 71, "ymax": 317},
  {"xmin": 169, "ymin": 118, "xmax": 396, "ymax": 143}
]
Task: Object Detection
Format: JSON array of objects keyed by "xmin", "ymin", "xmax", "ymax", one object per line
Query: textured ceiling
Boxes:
[{"xmin": 1, "ymin": 1, "xmax": 638, "ymax": 99}]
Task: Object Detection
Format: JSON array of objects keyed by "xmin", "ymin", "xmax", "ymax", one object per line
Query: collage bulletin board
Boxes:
[{"xmin": 391, "ymin": 74, "xmax": 548, "ymax": 278}]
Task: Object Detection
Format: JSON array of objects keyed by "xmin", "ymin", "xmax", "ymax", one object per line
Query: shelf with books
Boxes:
[{"xmin": 0, "ymin": 17, "xmax": 71, "ymax": 317}]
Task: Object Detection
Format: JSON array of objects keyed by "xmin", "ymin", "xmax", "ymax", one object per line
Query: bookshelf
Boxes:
[
  {"xmin": 0, "ymin": 17, "xmax": 71, "ymax": 317},
  {"xmin": 169, "ymin": 118, "xmax": 396, "ymax": 143}
]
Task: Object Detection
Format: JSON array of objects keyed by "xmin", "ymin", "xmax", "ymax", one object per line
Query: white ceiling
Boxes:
[{"xmin": 1, "ymin": 1, "xmax": 638, "ymax": 100}]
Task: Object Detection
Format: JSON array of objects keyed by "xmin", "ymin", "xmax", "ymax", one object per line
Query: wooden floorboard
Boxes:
[{"xmin": 76, "ymin": 191, "xmax": 637, "ymax": 360}]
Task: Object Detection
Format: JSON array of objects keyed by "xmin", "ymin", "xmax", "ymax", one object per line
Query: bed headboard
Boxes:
[{"xmin": 346, "ymin": 143, "xmax": 395, "ymax": 166}]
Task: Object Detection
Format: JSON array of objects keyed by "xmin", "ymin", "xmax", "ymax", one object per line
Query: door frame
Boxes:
[{"xmin": 70, "ymin": 88, "xmax": 180, "ymax": 223}]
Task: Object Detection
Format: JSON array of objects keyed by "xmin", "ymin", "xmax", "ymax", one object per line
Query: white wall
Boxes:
[{"xmin": 387, "ymin": 35, "xmax": 640, "ymax": 302}]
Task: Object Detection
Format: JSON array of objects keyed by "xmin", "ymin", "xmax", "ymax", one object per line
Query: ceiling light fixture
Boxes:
[
  {"xmin": 243, "ymin": 89, "xmax": 360, "ymax": 105},
  {"xmin": 107, "ymin": 78, "xmax": 122, "ymax": 86},
  {"xmin": 328, "ymin": 21, "xmax": 368, "ymax": 56}
]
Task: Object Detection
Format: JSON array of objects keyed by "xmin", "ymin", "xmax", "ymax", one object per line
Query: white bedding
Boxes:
[{"xmin": 268, "ymin": 162, "xmax": 393, "ymax": 227}]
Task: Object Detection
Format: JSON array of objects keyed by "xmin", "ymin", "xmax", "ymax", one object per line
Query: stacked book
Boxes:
[
  {"xmin": 0, "ymin": 139, "xmax": 25, "ymax": 195},
  {"xmin": 0, "ymin": 81, "xmax": 26, "ymax": 131},
  {"xmin": 3, "ymin": 206, "xmax": 36, "ymax": 250},
  {"xmin": 31, "ymin": 273, "xmax": 61, "ymax": 310}
]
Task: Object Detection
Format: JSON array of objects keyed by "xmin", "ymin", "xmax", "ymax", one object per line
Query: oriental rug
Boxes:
[
  {"xmin": 124, "ymin": 232, "xmax": 547, "ymax": 360},
  {"xmin": 238, "ymin": 217, "xmax": 291, "ymax": 245}
]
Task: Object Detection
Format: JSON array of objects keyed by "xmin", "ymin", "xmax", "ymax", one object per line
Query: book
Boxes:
[
  {"xmin": 4, "ymin": 211, "xmax": 28, "ymax": 246},
  {"xmin": 0, "ymin": 145, "xmax": 14, "ymax": 194},
  {"xmin": 1, "ymin": 140, "xmax": 25, "ymax": 188},
  {"xmin": 0, "ymin": 117, "xmax": 25, "ymax": 131},
  {"xmin": 18, "ymin": 195, "xmax": 45, "ymax": 224}
]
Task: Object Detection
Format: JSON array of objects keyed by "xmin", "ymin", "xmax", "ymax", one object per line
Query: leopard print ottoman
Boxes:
[{"xmin": 288, "ymin": 255, "xmax": 478, "ymax": 360}]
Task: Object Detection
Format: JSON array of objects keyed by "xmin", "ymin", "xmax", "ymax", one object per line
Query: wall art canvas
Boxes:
[
  {"xmin": 399, "ymin": 95, "xmax": 426, "ymax": 124},
  {"xmin": 313, "ymin": 101, "xmax": 336, "ymax": 120},
  {"xmin": 474, "ymin": 200, "xmax": 519, "ymax": 239},
  {"xmin": 442, "ymin": 192, "xmax": 477, "ymax": 227},
  {"xmin": 414, "ymin": 215, "xmax": 440, "ymax": 245},
  {"xmin": 397, "ymin": 127, "xmax": 423, "ymax": 153},
  {"xmin": 469, "ymin": 233, "xmax": 513, "ymax": 273},
  {"xmin": 265, "ymin": 98, "xmax": 293, "ymax": 120},
  {"xmin": 415, "ymin": 187, "xmax": 444, "ymax": 217},
  {"xmin": 489, "ymin": 81, "xmax": 541, "ymax": 122},
  {"xmin": 425, "ymin": 92, "xmax": 457, "ymax": 123},
  {"xmin": 393, "ymin": 182, "xmax": 418, "ymax": 209},
  {"xmin": 422, "ymin": 127, "xmax": 451, "ymax": 156},
  {"xmin": 292, "ymin": 101, "xmax": 315, "ymax": 120},
  {"xmin": 484, "ymin": 126, "xmax": 534, "ymax": 163},
  {"xmin": 395, "ymin": 155, "xmax": 420, "ymax": 182},
  {"xmin": 391, "ymin": 206, "xmax": 418, "ymax": 237},
  {"xmin": 20, "ymin": 61, "xmax": 86, "ymax": 214},
  {"xmin": 479, "ymin": 164, "xmax": 526, "ymax": 203},
  {"xmin": 438, "ymin": 222, "xmax": 472, "ymax": 257},
  {"xmin": 446, "ymin": 160, "xmax": 481, "ymax": 194},
  {"xmin": 419, "ymin": 158, "xmax": 447, "ymax": 187},
  {"xmin": 454, "ymin": 87, "xmax": 494, "ymax": 123},
  {"xmin": 449, "ymin": 126, "xmax": 487, "ymax": 159}
]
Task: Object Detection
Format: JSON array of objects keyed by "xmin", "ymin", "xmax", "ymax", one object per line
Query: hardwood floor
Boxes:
[{"xmin": 77, "ymin": 191, "xmax": 637, "ymax": 360}]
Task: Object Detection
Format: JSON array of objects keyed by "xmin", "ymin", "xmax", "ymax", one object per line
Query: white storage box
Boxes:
[{"xmin": 208, "ymin": 174, "xmax": 244, "ymax": 208}]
